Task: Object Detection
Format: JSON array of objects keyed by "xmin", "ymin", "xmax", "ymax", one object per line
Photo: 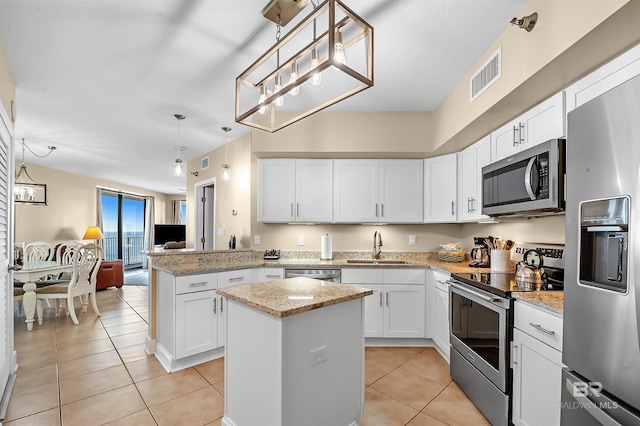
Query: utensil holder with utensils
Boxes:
[{"xmin": 491, "ymin": 250, "xmax": 512, "ymax": 272}]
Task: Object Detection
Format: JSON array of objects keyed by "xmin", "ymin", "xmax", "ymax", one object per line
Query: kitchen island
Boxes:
[{"xmin": 217, "ymin": 277, "xmax": 372, "ymax": 426}]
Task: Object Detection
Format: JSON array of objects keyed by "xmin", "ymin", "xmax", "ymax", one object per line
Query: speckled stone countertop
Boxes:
[
  {"xmin": 148, "ymin": 249, "xmax": 491, "ymax": 276},
  {"xmin": 216, "ymin": 277, "xmax": 373, "ymax": 318},
  {"xmin": 512, "ymin": 291, "xmax": 564, "ymax": 315}
]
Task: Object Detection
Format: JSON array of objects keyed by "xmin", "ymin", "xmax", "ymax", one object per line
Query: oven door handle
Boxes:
[{"xmin": 449, "ymin": 281, "xmax": 504, "ymax": 304}]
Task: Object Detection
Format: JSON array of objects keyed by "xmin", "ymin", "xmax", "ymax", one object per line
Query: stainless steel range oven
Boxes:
[{"xmin": 449, "ymin": 279, "xmax": 512, "ymax": 426}]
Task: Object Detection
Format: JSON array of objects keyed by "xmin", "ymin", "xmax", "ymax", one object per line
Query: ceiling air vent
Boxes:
[{"xmin": 470, "ymin": 47, "xmax": 501, "ymax": 102}]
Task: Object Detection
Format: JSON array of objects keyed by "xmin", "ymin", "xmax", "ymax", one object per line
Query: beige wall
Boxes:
[
  {"xmin": 186, "ymin": 133, "xmax": 252, "ymax": 249},
  {"xmin": 15, "ymin": 162, "xmax": 175, "ymax": 245},
  {"xmin": 0, "ymin": 39, "xmax": 15, "ymax": 125}
]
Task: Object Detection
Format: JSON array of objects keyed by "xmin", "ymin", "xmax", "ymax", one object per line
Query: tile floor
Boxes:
[{"xmin": 7, "ymin": 284, "xmax": 489, "ymax": 425}]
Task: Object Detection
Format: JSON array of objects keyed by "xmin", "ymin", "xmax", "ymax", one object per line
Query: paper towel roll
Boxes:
[{"xmin": 321, "ymin": 234, "xmax": 333, "ymax": 260}]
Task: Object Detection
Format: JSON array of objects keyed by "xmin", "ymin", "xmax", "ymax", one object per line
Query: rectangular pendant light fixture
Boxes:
[{"xmin": 235, "ymin": 0, "xmax": 374, "ymax": 133}]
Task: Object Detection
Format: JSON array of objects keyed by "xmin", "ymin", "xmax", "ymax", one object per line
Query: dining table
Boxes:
[{"xmin": 14, "ymin": 261, "xmax": 74, "ymax": 331}]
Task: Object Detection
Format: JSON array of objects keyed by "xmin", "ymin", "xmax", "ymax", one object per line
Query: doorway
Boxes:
[{"xmin": 194, "ymin": 178, "xmax": 216, "ymax": 250}]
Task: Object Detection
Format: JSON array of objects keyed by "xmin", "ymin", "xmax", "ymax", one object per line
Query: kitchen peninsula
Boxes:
[{"xmin": 217, "ymin": 277, "xmax": 372, "ymax": 426}]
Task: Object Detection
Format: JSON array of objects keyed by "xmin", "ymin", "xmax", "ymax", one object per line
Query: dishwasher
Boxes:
[{"xmin": 284, "ymin": 268, "xmax": 341, "ymax": 283}]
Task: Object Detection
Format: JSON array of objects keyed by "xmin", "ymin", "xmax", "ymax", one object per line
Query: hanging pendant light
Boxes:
[
  {"xmin": 14, "ymin": 138, "xmax": 55, "ymax": 205},
  {"xmin": 221, "ymin": 126, "xmax": 232, "ymax": 182},
  {"xmin": 173, "ymin": 114, "xmax": 185, "ymax": 177}
]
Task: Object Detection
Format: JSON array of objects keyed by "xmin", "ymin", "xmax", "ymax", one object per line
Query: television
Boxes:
[{"xmin": 154, "ymin": 224, "xmax": 186, "ymax": 246}]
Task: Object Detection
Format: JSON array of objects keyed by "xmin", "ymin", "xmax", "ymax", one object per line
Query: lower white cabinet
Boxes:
[
  {"xmin": 433, "ymin": 277, "xmax": 450, "ymax": 359},
  {"xmin": 175, "ymin": 290, "xmax": 218, "ymax": 359},
  {"xmin": 512, "ymin": 301, "xmax": 564, "ymax": 426},
  {"xmin": 217, "ymin": 269, "xmax": 252, "ymax": 348},
  {"xmin": 342, "ymin": 268, "xmax": 426, "ymax": 338}
]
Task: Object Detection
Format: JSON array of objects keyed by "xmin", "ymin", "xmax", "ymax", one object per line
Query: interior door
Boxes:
[
  {"xmin": 0, "ymin": 107, "xmax": 14, "ymax": 418},
  {"xmin": 194, "ymin": 179, "xmax": 215, "ymax": 250}
]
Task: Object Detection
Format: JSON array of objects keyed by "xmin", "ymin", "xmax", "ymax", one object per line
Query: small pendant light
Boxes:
[
  {"xmin": 173, "ymin": 114, "xmax": 185, "ymax": 177},
  {"xmin": 221, "ymin": 126, "xmax": 231, "ymax": 181}
]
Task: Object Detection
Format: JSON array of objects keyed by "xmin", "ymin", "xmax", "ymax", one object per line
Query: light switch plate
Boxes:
[
  {"xmin": 297, "ymin": 235, "xmax": 304, "ymax": 246},
  {"xmin": 409, "ymin": 235, "xmax": 416, "ymax": 246},
  {"xmin": 217, "ymin": 228, "xmax": 225, "ymax": 237},
  {"xmin": 253, "ymin": 235, "xmax": 260, "ymax": 245}
]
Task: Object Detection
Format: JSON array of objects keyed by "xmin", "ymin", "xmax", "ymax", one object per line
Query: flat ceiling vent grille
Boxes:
[{"xmin": 470, "ymin": 47, "xmax": 501, "ymax": 102}]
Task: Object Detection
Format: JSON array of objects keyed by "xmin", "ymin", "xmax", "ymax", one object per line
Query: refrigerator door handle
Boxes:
[{"xmin": 565, "ymin": 379, "xmax": 623, "ymax": 426}]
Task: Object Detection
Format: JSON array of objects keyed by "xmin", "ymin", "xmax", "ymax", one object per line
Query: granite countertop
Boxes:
[
  {"xmin": 512, "ymin": 291, "xmax": 564, "ymax": 315},
  {"xmin": 216, "ymin": 277, "xmax": 373, "ymax": 318}
]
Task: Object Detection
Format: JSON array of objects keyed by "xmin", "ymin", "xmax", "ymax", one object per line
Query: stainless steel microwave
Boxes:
[{"xmin": 482, "ymin": 139, "xmax": 565, "ymax": 217}]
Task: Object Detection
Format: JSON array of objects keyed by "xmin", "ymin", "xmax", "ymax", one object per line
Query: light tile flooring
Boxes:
[{"xmin": 7, "ymin": 285, "xmax": 489, "ymax": 425}]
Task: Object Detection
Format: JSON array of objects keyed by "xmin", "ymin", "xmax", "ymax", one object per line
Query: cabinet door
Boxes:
[
  {"xmin": 424, "ymin": 154, "xmax": 457, "ymax": 223},
  {"xmin": 362, "ymin": 284, "xmax": 384, "ymax": 337},
  {"xmin": 175, "ymin": 290, "xmax": 218, "ymax": 359},
  {"xmin": 457, "ymin": 136, "xmax": 491, "ymax": 222},
  {"xmin": 258, "ymin": 159, "xmax": 296, "ymax": 222},
  {"xmin": 378, "ymin": 160, "xmax": 424, "ymax": 223},
  {"xmin": 217, "ymin": 291, "xmax": 226, "ymax": 348},
  {"xmin": 333, "ymin": 160, "xmax": 379, "ymax": 222},
  {"xmin": 520, "ymin": 91, "xmax": 565, "ymax": 149},
  {"xmin": 512, "ymin": 329, "xmax": 563, "ymax": 426},
  {"xmin": 296, "ymin": 159, "xmax": 333, "ymax": 222},
  {"xmin": 434, "ymin": 286, "xmax": 450, "ymax": 357},
  {"xmin": 384, "ymin": 284, "xmax": 426, "ymax": 338},
  {"xmin": 491, "ymin": 117, "xmax": 521, "ymax": 161}
]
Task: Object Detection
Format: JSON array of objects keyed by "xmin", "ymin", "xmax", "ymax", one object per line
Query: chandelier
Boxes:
[
  {"xmin": 235, "ymin": 0, "xmax": 373, "ymax": 133},
  {"xmin": 14, "ymin": 138, "xmax": 55, "ymax": 205}
]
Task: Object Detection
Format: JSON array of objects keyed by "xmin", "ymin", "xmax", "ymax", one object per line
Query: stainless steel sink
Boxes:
[{"xmin": 345, "ymin": 259, "xmax": 408, "ymax": 264}]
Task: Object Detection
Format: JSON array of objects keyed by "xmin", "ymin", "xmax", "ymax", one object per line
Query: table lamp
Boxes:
[{"xmin": 82, "ymin": 226, "xmax": 104, "ymax": 244}]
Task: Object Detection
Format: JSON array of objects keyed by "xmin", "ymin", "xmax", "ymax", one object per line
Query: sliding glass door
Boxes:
[{"xmin": 101, "ymin": 191, "xmax": 146, "ymax": 268}]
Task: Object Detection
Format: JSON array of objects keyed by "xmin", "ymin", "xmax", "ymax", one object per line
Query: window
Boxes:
[{"xmin": 101, "ymin": 191, "xmax": 146, "ymax": 268}]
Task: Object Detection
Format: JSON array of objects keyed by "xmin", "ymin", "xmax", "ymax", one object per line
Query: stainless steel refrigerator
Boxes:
[{"xmin": 563, "ymin": 73, "xmax": 640, "ymax": 425}]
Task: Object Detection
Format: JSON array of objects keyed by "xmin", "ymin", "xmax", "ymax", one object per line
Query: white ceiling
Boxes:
[{"xmin": 0, "ymin": 0, "xmax": 527, "ymax": 195}]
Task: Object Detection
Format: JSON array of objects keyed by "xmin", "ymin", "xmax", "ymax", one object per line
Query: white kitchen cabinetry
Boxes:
[
  {"xmin": 257, "ymin": 159, "xmax": 333, "ymax": 223},
  {"xmin": 491, "ymin": 91, "xmax": 565, "ymax": 162},
  {"xmin": 156, "ymin": 271, "xmax": 222, "ymax": 372},
  {"xmin": 424, "ymin": 154, "xmax": 457, "ymax": 223},
  {"xmin": 457, "ymin": 135, "xmax": 491, "ymax": 222},
  {"xmin": 429, "ymin": 269, "xmax": 451, "ymax": 360},
  {"xmin": 566, "ymin": 43, "xmax": 640, "ymax": 112},
  {"xmin": 258, "ymin": 267, "xmax": 284, "ymax": 282},
  {"xmin": 342, "ymin": 268, "xmax": 426, "ymax": 338},
  {"xmin": 512, "ymin": 301, "xmax": 564, "ymax": 426},
  {"xmin": 333, "ymin": 159, "xmax": 423, "ymax": 223},
  {"xmin": 217, "ymin": 269, "xmax": 252, "ymax": 348}
]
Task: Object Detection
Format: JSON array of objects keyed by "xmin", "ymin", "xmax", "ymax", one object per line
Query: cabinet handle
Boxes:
[
  {"xmin": 379, "ymin": 292, "xmax": 383, "ymax": 307},
  {"xmin": 291, "ymin": 203, "xmax": 294, "ymax": 217},
  {"xmin": 451, "ymin": 201, "xmax": 455, "ymax": 216},
  {"xmin": 529, "ymin": 322, "xmax": 556, "ymax": 335},
  {"xmin": 513, "ymin": 125, "xmax": 518, "ymax": 147},
  {"xmin": 467, "ymin": 197, "xmax": 472, "ymax": 213},
  {"xmin": 511, "ymin": 342, "xmax": 518, "ymax": 368},
  {"xmin": 381, "ymin": 203, "xmax": 384, "ymax": 217},
  {"xmin": 265, "ymin": 274, "xmax": 281, "ymax": 279},
  {"xmin": 385, "ymin": 292, "xmax": 389, "ymax": 307},
  {"xmin": 471, "ymin": 197, "xmax": 476, "ymax": 213},
  {"xmin": 519, "ymin": 122, "xmax": 525, "ymax": 144},
  {"xmin": 213, "ymin": 297, "xmax": 217, "ymax": 314},
  {"xmin": 375, "ymin": 203, "xmax": 378, "ymax": 217},
  {"xmin": 297, "ymin": 203, "xmax": 300, "ymax": 217},
  {"xmin": 189, "ymin": 282, "xmax": 207, "ymax": 287},
  {"xmin": 220, "ymin": 296, "xmax": 224, "ymax": 313},
  {"xmin": 229, "ymin": 277, "xmax": 244, "ymax": 282}
]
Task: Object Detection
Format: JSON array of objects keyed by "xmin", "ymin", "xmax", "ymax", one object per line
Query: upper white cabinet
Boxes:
[
  {"xmin": 491, "ymin": 91, "xmax": 565, "ymax": 162},
  {"xmin": 424, "ymin": 154, "xmax": 457, "ymax": 223},
  {"xmin": 457, "ymin": 135, "xmax": 491, "ymax": 222},
  {"xmin": 566, "ymin": 43, "xmax": 640, "ymax": 112},
  {"xmin": 334, "ymin": 159, "xmax": 423, "ymax": 223},
  {"xmin": 258, "ymin": 159, "xmax": 333, "ymax": 223}
]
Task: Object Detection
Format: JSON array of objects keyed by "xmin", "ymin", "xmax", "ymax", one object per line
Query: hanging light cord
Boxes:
[{"xmin": 21, "ymin": 138, "xmax": 56, "ymax": 160}]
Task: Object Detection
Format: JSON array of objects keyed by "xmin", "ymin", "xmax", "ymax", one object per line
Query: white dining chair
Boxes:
[
  {"xmin": 35, "ymin": 243, "xmax": 103, "ymax": 325},
  {"xmin": 24, "ymin": 241, "xmax": 54, "ymax": 262},
  {"xmin": 56, "ymin": 241, "xmax": 82, "ymax": 266}
]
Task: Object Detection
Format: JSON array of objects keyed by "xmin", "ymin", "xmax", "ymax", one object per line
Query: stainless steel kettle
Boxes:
[{"xmin": 515, "ymin": 249, "xmax": 548, "ymax": 288}]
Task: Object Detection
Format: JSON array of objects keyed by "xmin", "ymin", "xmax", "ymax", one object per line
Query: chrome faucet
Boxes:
[{"xmin": 373, "ymin": 230, "xmax": 383, "ymax": 259}]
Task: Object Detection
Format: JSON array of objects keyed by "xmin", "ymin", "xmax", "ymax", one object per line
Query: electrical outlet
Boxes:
[
  {"xmin": 240, "ymin": 227, "xmax": 245, "ymax": 237},
  {"xmin": 217, "ymin": 228, "xmax": 225, "ymax": 237},
  {"xmin": 297, "ymin": 235, "xmax": 304, "ymax": 246},
  {"xmin": 309, "ymin": 345, "xmax": 328, "ymax": 366},
  {"xmin": 253, "ymin": 235, "xmax": 260, "ymax": 245},
  {"xmin": 409, "ymin": 235, "xmax": 416, "ymax": 246}
]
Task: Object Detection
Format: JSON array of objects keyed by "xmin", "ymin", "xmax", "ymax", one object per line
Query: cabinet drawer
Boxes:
[
  {"xmin": 431, "ymin": 270, "xmax": 451, "ymax": 292},
  {"xmin": 341, "ymin": 268, "xmax": 384, "ymax": 284},
  {"xmin": 218, "ymin": 268, "xmax": 252, "ymax": 288},
  {"xmin": 383, "ymin": 269, "xmax": 426, "ymax": 284},
  {"xmin": 262, "ymin": 267, "xmax": 284, "ymax": 281},
  {"xmin": 175, "ymin": 273, "xmax": 218, "ymax": 295},
  {"xmin": 514, "ymin": 301, "xmax": 563, "ymax": 352}
]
